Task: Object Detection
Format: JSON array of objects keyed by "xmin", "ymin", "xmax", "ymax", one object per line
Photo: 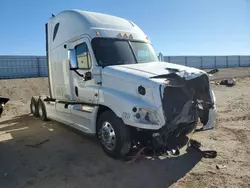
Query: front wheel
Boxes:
[{"xmin": 97, "ymin": 111, "xmax": 131, "ymax": 159}]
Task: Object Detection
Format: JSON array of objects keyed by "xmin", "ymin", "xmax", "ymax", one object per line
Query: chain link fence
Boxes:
[
  {"xmin": 0, "ymin": 56, "xmax": 47, "ymax": 79},
  {"xmin": 164, "ymin": 56, "xmax": 250, "ymax": 69},
  {"xmin": 0, "ymin": 55, "xmax": 250, "ymax": 79}
]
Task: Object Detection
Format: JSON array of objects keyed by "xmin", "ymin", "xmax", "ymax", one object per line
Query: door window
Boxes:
[{"xmin": 75, "ymin": 43, "xmax": 92, "ymax": 69}]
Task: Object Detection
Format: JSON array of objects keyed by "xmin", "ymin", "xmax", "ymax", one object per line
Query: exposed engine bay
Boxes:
[{"xmin": 131, "ymin": 70, "xmax": 215, "ymax": 155}]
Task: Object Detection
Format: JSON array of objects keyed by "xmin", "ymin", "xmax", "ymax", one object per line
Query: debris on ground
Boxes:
[
  {"xmin": 144, "ymin": 156, "xmax": 155, "ymax": 160},
  {"xmin": 216, "ymin": 164, "xmax": 227, "ymax": 169},
  {"xmin": 26, "ymin": 139, "xmax": 50, "ymax": 148},
  {"xmin": 188, "ymin": 139, "xmax": 217, "ymax": 159},
  {"xmin": 158, "ymin": 149, "xmax": 180, "ymax": 160},
  {"xmin": 124, "ymin": 138, "xmax": 216, "ymax": 164},
  {"xmin": 218, "ymin": 78, "xmax": 236, "ymax": 87},
  {"xmin": 4, "ymin": 173, "xmax": 8, "ymax": 178},
  {"xmin": 207, "ymin": 68, "xmax": 219, "ymax": 76},
  {"xmin": 124, "ymin": 147, "xmax": 145, "ymax": 164},
  {"xmin": 158, "ymin": 154, "xmax": 169, "ymax": 160}
]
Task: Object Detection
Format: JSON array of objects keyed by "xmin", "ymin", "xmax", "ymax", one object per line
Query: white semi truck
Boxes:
[{"xmin": 30, "ymin": 10, "xmax": 216, "ymax": 158}]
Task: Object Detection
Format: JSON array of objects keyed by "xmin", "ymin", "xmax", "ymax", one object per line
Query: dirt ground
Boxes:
[{"xmin": 0, "ymin": 68, "xmax": 250, "ymax": 188}]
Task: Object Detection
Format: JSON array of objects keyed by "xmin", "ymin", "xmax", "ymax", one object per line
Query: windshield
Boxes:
[{"xmin": 91, "ymin": 38, "xmax": 159, "ymax": 66}]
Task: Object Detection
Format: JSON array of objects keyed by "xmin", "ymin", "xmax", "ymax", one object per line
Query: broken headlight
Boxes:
[{"xmin": 133, "ymin": 107, "xmax": 159, "ymax": 125}]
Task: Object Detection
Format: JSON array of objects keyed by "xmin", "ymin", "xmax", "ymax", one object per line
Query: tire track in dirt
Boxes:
[
  {"xmin": 217, "ymin": 113, "xmax": 250, "ymax": 123},
  {"xmin": 222, "ymin": 127, "xmax": 249, "ymax": 144}
]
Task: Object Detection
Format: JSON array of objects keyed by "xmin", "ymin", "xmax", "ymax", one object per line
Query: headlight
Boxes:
[{"xmin": 132, "ymin": 107, "xmax": 159, "ymax": 125}]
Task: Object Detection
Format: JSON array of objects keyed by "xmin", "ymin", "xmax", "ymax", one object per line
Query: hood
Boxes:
[{"xmin": 103, "ymin": 61, "xmax": 206, "ymax": 84}]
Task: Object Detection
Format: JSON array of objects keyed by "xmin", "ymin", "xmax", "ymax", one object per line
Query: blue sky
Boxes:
[{"xmin": 0, "ymin": 0, "xmax": 249, "ymax": 56}]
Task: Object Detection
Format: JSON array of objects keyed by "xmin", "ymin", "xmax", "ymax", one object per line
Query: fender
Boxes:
[{"xmin": 98, "ymin": 87, "xmax": 165, "ymax": 130}]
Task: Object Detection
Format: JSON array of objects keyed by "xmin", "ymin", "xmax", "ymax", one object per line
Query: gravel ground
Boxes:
[{"xmin": 0, "ymin": 68, "xmax": 250, "ymax": 188}]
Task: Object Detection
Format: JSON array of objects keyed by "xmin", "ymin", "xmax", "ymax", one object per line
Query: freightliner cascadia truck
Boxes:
[{"xmin": 30, "ymin": 10, "xmax": 216, "ymax": 158}]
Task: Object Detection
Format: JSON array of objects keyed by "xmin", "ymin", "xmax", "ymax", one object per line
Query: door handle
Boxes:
[{"xmin": 75, "ymin": 86, "xmax": 78, "ymax": 97}]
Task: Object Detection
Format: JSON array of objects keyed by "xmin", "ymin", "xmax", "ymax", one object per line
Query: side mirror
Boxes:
[
  {"xmin": 68, "ymin": 49, "xmax": 92, "ymax": 81},
  {"xmin": 84, "ymin": 71, "xmax": 92, "ymax": 81},
  {"xmin": 69, "ymin": 49, "xmax": 78, "ymax": 70}
]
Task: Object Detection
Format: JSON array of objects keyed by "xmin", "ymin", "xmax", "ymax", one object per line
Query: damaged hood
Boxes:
[{"xmin": 103, "ymin": 61, "xmax": 207, "ymax": 84}]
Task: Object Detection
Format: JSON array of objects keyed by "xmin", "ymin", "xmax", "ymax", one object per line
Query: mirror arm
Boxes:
[{"xmin": 73, "ymin": 69, "xmax": 84, "ymax": 78}]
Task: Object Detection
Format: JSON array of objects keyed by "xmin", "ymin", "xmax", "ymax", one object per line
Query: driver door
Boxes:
[{"xmin": 70, "ymin": 37, "xmax": 97, "ymax": 103}]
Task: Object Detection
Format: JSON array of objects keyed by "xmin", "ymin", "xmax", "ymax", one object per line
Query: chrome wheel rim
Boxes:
[
  {"xmin": 32, "ymin": 103, "xmax": 35, "ymax": 113},
  {"xmin": 38, "ymin": 103, "xmax": 43, "ymax": 116},
  {"xmin": 99, "ymin": 121, "xmax": 116, "ymax": 150}
]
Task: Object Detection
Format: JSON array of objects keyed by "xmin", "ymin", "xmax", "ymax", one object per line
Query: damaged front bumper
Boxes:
[{"xmin": 150, "ymin": 72, "xmax": 216, "ymax": 150}]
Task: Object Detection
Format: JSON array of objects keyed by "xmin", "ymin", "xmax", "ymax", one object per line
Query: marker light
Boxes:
[
  {"xmin": 119, "ymin": 33, "xmax": 123, "ymax": 37},
  {"xmin": 96, "ymin": 31, "xmax": 99, "ymax": 36},
  {"xmin": 124, "ymin": 33, "xmax": 128, "ymax": 38},
  {"xmin": 80, "ymin": 105, "xmax": 94, "ymax": 112},
  {"xmin": 130, "ymin": 34, "xmax": 133, "ymax": 39}
]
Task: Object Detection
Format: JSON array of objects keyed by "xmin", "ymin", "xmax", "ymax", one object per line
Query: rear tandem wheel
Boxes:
[
  {"xmin": 30, "ymin": 96, "xmax": 39, "ymax": 117},
  {"xmin": 37, "ymin": 98, "xmax": 47, "ymax": 121}
]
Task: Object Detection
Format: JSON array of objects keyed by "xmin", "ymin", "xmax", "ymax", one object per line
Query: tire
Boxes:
[
  {"xmin": 30, "ymin": 97, "xmax": 39, "ymax": 117},
  {"xmin": 37, "ymin": 98, "xmax": 47, "ymax": 121},
  {"xmin": 97, "ymin": 111, "xmax": 131, "ymax": 159}
]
